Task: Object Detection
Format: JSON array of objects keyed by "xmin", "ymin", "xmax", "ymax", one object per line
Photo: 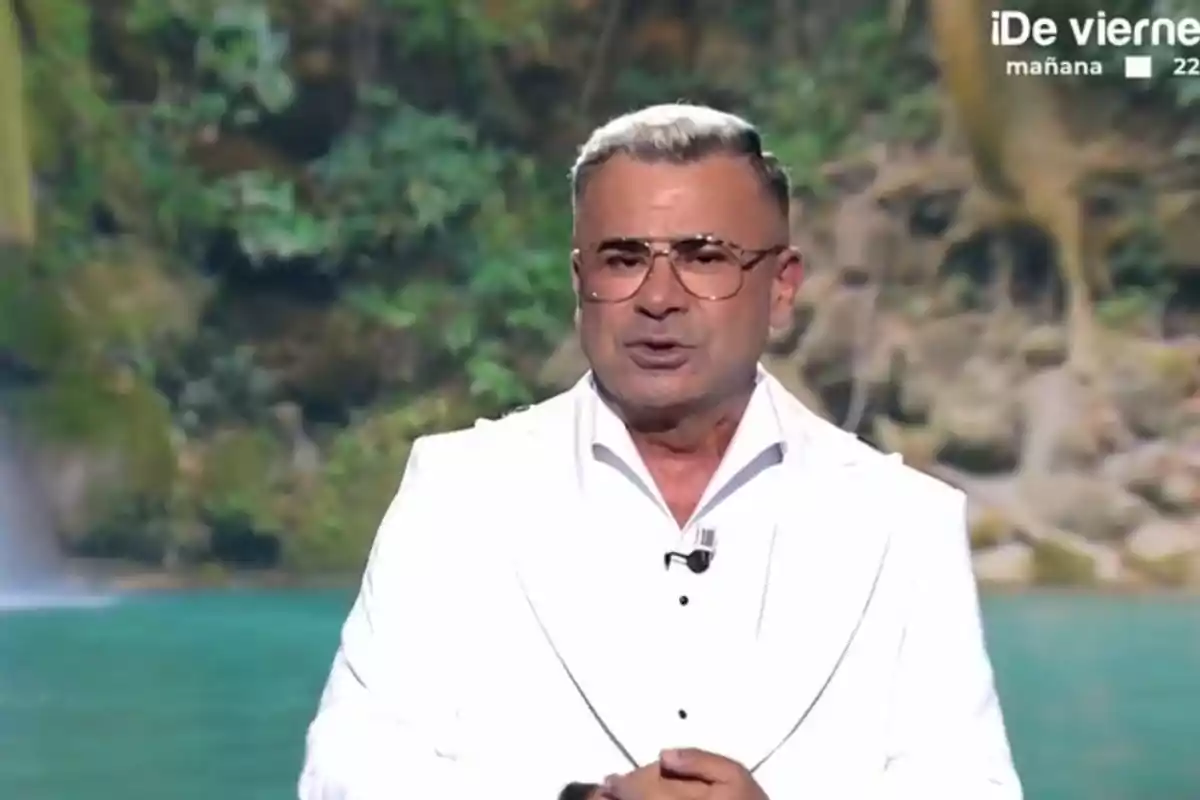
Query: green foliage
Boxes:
[
  {"xmin": 1098, "ymin": 213, "xmax": 1176, "ymax": 331},
  {"xmin": 751, "ymin": 14, "xmax": 937, "ymax": 192},
  {"xmin": 127, "ymin": 0, "xmax": 295, "ymax": 118},
  {"xmin": 0, "ymin": 0, "xmax": 1001, "ymax": 570},
  {"xmin": 281, "ymin": 395, "xmax": 471, "ymax": 571},
  {"xmin": 210, "ymin": 171, "xmax": 333, "ymax": 262},
  {"xmin": 7, "ymin": 0, "xmax": 1185, "ymax": 574},
  {"xmin": 310, "ymin": 92, "xmax": 507, "ymax": 263},
  {"xmin": 1096, "ymin": 290, "xmax": 1167, "ymax": 332},
  {"xmin": 380, "ymin": 0, "xmax": 557, "ymax": 54},
  {"xmin": 175, "ymin": 343, "xmax": 276, "ymax": 433},
  {"xmin": 190, "ymin": 426, "xmax": 286, "ymax": 537}
]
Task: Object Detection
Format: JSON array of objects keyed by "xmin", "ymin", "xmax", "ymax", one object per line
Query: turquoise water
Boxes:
[{"xmin": 1, "ymin": 591, "xmax": 1198, "ymax": 799}]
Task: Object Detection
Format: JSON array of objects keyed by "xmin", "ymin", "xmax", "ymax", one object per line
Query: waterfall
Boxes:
[
  {"xmin": 0, "ymin": 417, "xmax": 58, "ymax": 585},
  {"xmin": 0, "ymin": 416, "xmax": 111, "ymax": 609}
]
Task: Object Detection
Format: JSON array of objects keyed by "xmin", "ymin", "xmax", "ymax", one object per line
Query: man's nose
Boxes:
[{"xmin": 633, "ymin": 252, "xmax": 688, "ymax": 315}]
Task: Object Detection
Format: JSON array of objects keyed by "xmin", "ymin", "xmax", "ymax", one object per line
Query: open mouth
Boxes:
[{"xmin": 627, "ymin": 338, "xmax": 691, "ymax": 368}]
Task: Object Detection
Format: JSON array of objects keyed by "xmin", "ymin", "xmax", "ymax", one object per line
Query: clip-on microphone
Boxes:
[{"xmin": 663, "ymin": 527, "xmax": 716, "ymax": 574}]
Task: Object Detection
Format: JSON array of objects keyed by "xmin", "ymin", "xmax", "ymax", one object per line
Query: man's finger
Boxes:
[
  {"xmin": 601, "ymin": 772, "xmax": 634, "ymax": 799},
  {"xmin": 658, "ymin": 748, "xmax": 744, "ymax": 783}
]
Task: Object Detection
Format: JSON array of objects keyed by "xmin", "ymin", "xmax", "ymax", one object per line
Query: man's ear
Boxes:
[
  {"xmin": 769, "ymin": 247, "xmax": 803, "ymax": 331},
  {"xmin": 571, "ymin": 252, "xmax": 583, "ymax": 328}
]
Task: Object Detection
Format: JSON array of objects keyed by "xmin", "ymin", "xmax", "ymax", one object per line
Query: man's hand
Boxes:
[
  {"xmin": 601, "ymin": 749, "xmax": 767, "ymax": 800},
  {"xmin": 599, "ymin": 760, "xmax": 705, "ymax": 800}
]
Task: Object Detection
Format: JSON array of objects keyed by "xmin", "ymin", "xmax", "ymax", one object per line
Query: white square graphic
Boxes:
[{"xmin": 1125, "ymin": 55, "xmax": 1153, "ymax": 79}]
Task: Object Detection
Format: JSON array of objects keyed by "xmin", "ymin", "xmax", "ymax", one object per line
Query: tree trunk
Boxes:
[{"xmin": 0, "ymin": 0, "xmax": 35, "ymax": 245}]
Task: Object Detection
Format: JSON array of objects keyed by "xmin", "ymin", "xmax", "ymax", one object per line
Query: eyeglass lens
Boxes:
[{"xmin": 580, "ymin": 237, "xmax": 743, "ymax": 300}]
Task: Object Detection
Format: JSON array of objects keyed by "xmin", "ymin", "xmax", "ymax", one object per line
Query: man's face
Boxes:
[{"xmin": 572, "ymin": 154, "xmax": 802, "ymax": 416}]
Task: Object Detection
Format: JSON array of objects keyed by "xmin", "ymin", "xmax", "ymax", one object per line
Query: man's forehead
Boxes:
[{"xmin": 575, "ymin": 154, "xmax": 773, "ymax": 238}]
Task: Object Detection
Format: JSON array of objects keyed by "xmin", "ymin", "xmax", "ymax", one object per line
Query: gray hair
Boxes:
[{"xmin": 569, "ymin": 103, "xmax": 790, "ymax": 216}]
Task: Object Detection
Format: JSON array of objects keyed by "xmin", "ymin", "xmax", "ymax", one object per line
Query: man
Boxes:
[{"xmin": 298, "ymin": 104, "xmax": 1023, "ymax": 799}]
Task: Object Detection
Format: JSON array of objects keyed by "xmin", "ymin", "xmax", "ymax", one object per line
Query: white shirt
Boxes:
[{"xmin": 583, "ymin": 373, "xmax": 786, "ymax": 740}]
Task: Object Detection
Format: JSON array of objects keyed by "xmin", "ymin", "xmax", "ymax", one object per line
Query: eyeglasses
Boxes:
[{"xmin": 572, "ymin": 234, "xmax": 787, "ymax": 302}]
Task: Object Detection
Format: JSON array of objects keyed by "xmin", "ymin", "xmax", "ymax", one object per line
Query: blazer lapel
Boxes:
[
  {"xmin": 506, "ymin": 385, "xmax": 664, "ymax": 768},
  {"xmin": 500, "ymin": 373, "xmax": 899, "ymax": 773},
  {"xmin": 704, "ymin": 380, "xmax": 898, "ymax": 772}
]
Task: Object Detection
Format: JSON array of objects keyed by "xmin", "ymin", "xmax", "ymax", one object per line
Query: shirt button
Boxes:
[
  {"xmin": 678, "ymin": 595, "xmax": 689, "ymax": 606},
  {"xmin": 677, "ymin": 709, "xmax": 688, "ymax": 719}
]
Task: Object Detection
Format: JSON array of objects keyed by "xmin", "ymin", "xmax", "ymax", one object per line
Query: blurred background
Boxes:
[{"xmin": 1, "ymin": 0, "xmax": 1199, "ymax": 797}]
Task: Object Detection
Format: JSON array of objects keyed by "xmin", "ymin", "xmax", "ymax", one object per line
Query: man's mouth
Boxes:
[{"xmin": 626, "ymin": 337, "xmax": 691, "ymax": 368}]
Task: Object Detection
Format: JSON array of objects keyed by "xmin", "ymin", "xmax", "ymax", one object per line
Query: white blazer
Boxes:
[{"xmin": 299, "ymin": 371, "xmax": 1022, "ymax": 799}]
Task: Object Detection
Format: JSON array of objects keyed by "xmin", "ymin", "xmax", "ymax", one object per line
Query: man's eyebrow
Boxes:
[
  {"xmin": 595, "ymin": 233, "xmax": 721, "ymax": 246},
  {"xmin": 594, "ymin": 237, "xmax": 648, "ymax": 248}
]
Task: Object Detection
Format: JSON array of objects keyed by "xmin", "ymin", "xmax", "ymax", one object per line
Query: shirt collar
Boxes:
[{"xmin": 583, "ymin": 365, "xmax": 787, "ymax": 478}]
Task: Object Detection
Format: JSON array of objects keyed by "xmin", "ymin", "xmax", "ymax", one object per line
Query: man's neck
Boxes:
[{"xmin": 623, "ymin": 386, "xmax": 754, "ymax": 462}]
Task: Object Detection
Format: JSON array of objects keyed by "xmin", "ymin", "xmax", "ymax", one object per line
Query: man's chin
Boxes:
[{"xmin": 609, "ymin": 377, "xmax": 703, "ymax": 418}]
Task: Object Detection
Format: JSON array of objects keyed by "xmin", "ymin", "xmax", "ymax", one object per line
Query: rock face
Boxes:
[{"xmin": 539, "ymin": 148, "xmax": 1200, "ymax": 589}]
